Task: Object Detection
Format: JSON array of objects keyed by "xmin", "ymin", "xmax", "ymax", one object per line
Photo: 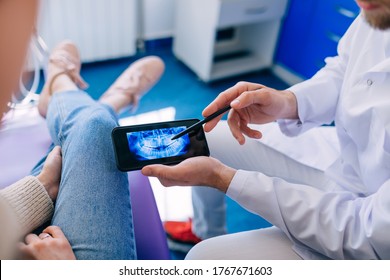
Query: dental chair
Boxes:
[{"xmin": 0, "ymin": 35, "xmax": 170, "ymax": 260}]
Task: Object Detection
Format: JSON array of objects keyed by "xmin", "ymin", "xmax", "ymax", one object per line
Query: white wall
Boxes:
[
  {"xmin": 38, "ymin": 0, "xmax": 138, "ymax": 62},
  {"xmin": 141, "ymin": 0, "xmax": 176, "ymax": 40},
  {"xmin": 36, "ymin": 0, "xmax": 176, "ymax": 63}
]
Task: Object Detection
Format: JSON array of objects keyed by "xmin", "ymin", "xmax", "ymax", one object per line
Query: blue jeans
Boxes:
[{"xmin": 31, "ymin": 90, "xmax": 136, "ymax": 260}]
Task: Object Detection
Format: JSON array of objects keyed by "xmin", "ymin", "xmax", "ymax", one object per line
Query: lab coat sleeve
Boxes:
[
  {"xmin": 227, "ymin": 170, "xmax": 390, "ymax": 259},
  {"xmin": 278, "ymin": 15, "xmax": 362, "ymax": 137}
]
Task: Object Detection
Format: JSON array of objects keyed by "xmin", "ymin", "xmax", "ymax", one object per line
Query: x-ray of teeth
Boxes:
[{"xmin": 127, "ymin": 126, "xmax": 190, "ymax": 160}]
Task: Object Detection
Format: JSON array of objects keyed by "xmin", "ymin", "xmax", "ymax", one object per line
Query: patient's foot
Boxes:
[
  {"xmin": 99, "ymin": 56, "xmax": 165, "ymax": 113},
  {"xmin": 38, "ymin": 41, "xmax": 88, "ymax": 117}
]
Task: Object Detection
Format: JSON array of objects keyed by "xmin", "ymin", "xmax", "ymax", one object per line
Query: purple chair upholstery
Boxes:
[
  {"xmin": 128, "ymin": 171, "xmax": 170, "ymax": 260},
  {"xmin": 0, "ymin": 113, "xmax": 170, "ymax": 259},
  {"xmin": 0, "ymin": 119, "xmax": 52, "ymax": 188}
]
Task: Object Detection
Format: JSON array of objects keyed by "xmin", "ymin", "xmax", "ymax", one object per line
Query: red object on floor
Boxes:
[{"xmin": 164, "ymin": 219, "xmax": 202, "ymax": 244}]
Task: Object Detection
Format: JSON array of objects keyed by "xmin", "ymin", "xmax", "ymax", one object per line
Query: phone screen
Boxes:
[{"xmin": 111, "ymin": 119, "xmax": 210, "ymax": 171}]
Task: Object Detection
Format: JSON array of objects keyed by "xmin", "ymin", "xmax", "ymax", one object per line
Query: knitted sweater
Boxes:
[{"xmin": 0, "ymin": 176, "xmax": 54, "ymax": 259}]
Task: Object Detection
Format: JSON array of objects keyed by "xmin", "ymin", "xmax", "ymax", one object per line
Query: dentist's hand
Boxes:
[
  {"xmin": 203, "ymin": 82, "xmax": 298, "ymax": 145},
  {"xmin": 142, "ymin": 157, "xmax": 236, "ymax": 193}
]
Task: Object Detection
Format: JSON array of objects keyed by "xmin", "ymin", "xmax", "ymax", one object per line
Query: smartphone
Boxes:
[{"xmin": 111, "ymin": 119, "xmax": 210, "ymax": 171}]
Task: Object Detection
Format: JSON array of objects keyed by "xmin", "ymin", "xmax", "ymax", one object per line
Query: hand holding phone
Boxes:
[{"xmin": 111, "ymin": 119, "xmax": 210, "ymax": 171}]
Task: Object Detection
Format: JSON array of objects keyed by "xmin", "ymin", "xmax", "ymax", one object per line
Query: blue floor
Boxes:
[{"xmin": 68, "ymin": 42, "xmax": 287, "ymax": 259}]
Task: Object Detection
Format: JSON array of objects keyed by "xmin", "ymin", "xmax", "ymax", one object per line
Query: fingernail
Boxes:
[
  {"xmin": 231, "ymin": 99, "xmax": 240, "ymax": 106},
  {"xmin": 142, "ymin": 168, "xmax": 151, "ymax": 176}
]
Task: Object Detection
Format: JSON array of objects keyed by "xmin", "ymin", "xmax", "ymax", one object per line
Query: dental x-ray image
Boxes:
[
  {"xmin": 111, "ymin": 119, "xmax": 210, "ymax": 171},
  {"xmin": 127, "ymin": 126, "xmax": 190, "ymax": 160}
]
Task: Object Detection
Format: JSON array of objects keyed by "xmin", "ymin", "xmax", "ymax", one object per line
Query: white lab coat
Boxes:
[{"xmin": 227, "ymin": 15, "xmax": 390, "ymax": 259}]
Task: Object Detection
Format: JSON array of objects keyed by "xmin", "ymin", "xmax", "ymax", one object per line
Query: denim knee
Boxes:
[
  {"xmin": 76, "ymin": 107, "xmax": 117, "ymax": 136},
  {"xmin": 58, "ymin": 106, "xmax": 119, "ymax": 156}
]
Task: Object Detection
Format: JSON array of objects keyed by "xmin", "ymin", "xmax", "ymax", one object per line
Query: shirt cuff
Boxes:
[
  {"xmin": 226, "ymin": 170, "xmax": 248, "ymax": 200},
  {"xmin": 277, "ymin": 83, "xmax": 322, "ymax": 137}
]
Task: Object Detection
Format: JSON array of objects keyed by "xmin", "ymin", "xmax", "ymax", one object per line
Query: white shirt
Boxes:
[{"xmin": 227, "ymin": 15, "xmax": 390, "ymax": 259}]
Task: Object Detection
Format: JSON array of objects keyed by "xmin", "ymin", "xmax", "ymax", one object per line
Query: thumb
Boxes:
[{"xmin": 142, "ymin": 165, "xmax": 164, "ymax": 177}]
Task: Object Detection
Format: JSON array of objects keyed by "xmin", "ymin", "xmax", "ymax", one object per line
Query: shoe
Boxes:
[
  {"xmin": 38, "ymin": 40, "xmax": 88, "ymax": 117},
  {"xmin": 164, "ymin": 219, "xmax": 202, "ymax": 245},
  {"xmin": 99, "ymin": 56, "xmax": 165, "ymax": 113}
]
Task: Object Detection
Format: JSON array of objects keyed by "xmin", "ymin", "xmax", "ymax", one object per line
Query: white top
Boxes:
[{"xmin": 227, "ymin": 15, "xmax": 390, "ymax": 259}]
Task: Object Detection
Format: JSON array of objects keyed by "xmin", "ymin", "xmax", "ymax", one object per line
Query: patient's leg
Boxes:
[
  {"xmin": 32, "ymin": 41, "xmax": 164, "ymax": 259},
  {"xmin": 45, "ymin": 91, "xmax": 136, "ymax": 260},
  {"xmin": 29, "ymin": 41, "xmax": 135, "ymax": 259}
]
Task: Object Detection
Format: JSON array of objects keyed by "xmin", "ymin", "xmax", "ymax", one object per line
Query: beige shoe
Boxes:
[
  {"xmin": 99, "ymin": 56, "xmax": 165, "ymax": 113},
  {"xmin": 38, "ymin": 41, "xmax": 88, "ymax": 117}
]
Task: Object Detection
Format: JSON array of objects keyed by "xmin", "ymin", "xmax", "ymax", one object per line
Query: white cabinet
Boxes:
[{"xmin": 173, "ymin": 0, "xmax": 289, "ymax": 82}]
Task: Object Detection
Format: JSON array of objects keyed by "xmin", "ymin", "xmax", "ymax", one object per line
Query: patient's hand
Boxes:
[
  {"xmin": 142, "ymin": 156, "xmax": 236, "ymax": 193},
  {"xmin": 18, "ymin": 226, "xmax": 76, "ymax": 260},
  {"xmin": 37, "ymin": 146, "xmax": 62, "ymax": 201}
]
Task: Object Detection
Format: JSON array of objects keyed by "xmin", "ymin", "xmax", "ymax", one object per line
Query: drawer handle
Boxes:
[
  {"xmin": 336, "ymin": 6, "xmax": 358, "ymax": 19},
  {"xmin": 326, "ymin": 31, "xmax": 341, "ymax": 43},
  {"xmin": 245, "ymin": 7, "xmax": 268, "ymax": 15}
]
